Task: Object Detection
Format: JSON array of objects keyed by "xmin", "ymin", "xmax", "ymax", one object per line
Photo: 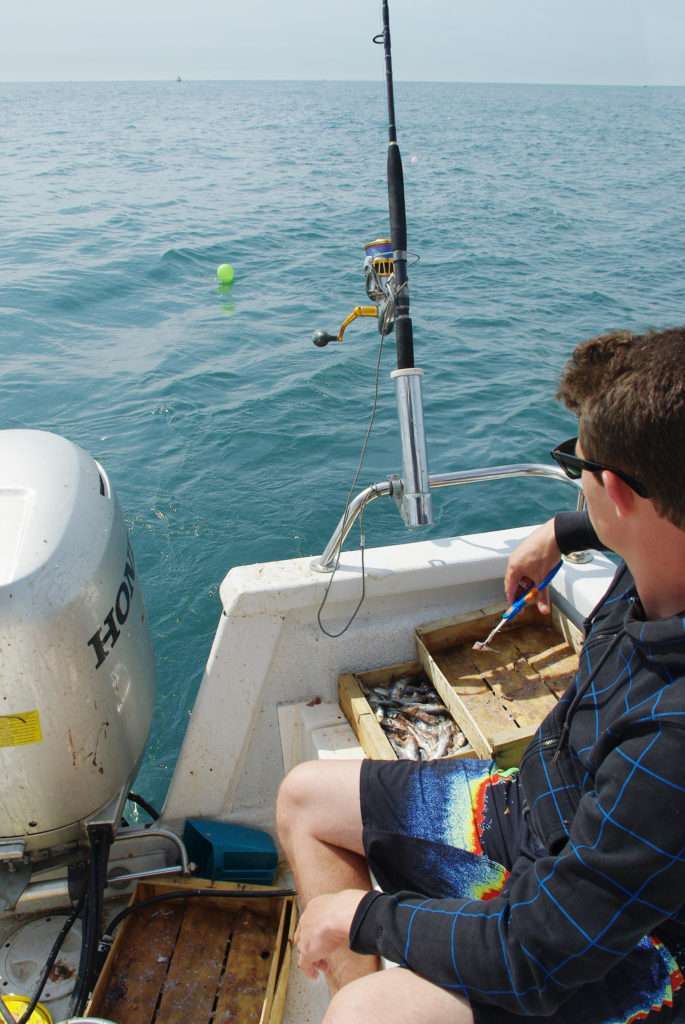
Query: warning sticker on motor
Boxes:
[{"xmin": 0, "ymin": 711, "xmax": 43, "ymax": 747}]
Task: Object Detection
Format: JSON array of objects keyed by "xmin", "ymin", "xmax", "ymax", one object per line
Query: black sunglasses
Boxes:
[{"xmin": 550, "ymin": 437, "xmax": 649, "ymax": 498}]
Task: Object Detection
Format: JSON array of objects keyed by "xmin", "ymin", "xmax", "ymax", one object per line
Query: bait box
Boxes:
[
  {"xmin": 182, "ymin": 819, "xmax": 279, "ymax": 885},
  {"xmin": 87, "ymin": 877, "xmax": 296, "ymax": 1024},
  {"xmin": 415, "ymin": 603, "xmax": 579, "ymax": 769},
  {"xmin": 338, "ymin": 659, "xmax": 475, "ymax": 761}
]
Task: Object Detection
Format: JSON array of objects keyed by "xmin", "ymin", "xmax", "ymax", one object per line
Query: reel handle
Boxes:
[{"xmin": 312, "ymin": 330, "xmax": 339, "ymax": 348}]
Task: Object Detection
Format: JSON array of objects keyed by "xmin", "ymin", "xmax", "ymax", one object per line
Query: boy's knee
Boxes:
[
  {"xmin": 276, "ymin": 760, "xmax": 321, "ymax": 841},
  {"xmin": 325, "ymin": 971, "xmax": 474, "ymax": 1024},
  {"xmin": 323, "ymin": 983, "xmax": 365, "ymax": 1024}
]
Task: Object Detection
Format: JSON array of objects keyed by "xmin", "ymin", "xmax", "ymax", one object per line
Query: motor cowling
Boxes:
[{"xmin": 0, "ymin": 430, "xmax": 155, "ymax": 853}]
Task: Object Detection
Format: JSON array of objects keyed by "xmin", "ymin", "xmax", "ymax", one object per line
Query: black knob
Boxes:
[{"xmin": 312, "ymin": 330, "xmax": 338, "ymax": 348}]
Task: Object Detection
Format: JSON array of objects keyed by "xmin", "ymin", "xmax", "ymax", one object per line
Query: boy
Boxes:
[{"xmin": 278, "ymin": 327, "xmax": 685, "ymax": 1023}]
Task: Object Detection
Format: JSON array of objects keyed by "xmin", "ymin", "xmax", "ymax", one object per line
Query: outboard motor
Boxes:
[{"xmin": 0, "ymin": 429, "xmax": 155, "ymax": 858}]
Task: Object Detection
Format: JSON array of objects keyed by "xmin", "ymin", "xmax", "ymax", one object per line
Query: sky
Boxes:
[{"xmin": 2, "ymin": 0, "xmax": 684, "ymax": 86}]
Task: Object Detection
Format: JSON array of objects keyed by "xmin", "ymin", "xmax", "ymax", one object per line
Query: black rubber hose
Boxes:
[
  {"xmin": 70, "ymin": 829, "xmax": 112, "ymax": 1015},
  {"xmin": 69, "ymin": 850, "xmax": 98, "ymax": 1014},
  {"xmin": 127, "ymin": 791, "xmax": 160, "ymax": 821},
  {"xmin": 14, "ymin": 891, "xmax": 86, "ymax": 1024},
  {"xmin": 103, "ymin": 887, "xmax": 296, "ymax": 942}
]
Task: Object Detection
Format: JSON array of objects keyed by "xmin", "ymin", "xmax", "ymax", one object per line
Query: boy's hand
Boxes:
[
  {"xmin": 294, "ymin": 889, "xmax": 368, "ymax": 980},
  {"xmin": 505, "ymin": 519, "xmax": 561, "ymax": 614}
]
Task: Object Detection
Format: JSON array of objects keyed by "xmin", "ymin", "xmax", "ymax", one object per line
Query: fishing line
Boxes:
[
  {"xmin": 316, "ymin": 275, "xmax": 410, "ymax": 640},
  {"xmin": 316, "ymin": 331, "xmax": 386, "ymax": 639}
]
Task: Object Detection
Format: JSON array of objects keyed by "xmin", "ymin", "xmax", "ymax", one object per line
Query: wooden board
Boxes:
[
  {"xmin": 212, "ymin": 907, "xmax": 276, "ymax": 1024},
  {"xmin": 154, "ymin": 902, "xmax": 237, "ymax": 1024},
  {"xmin": 262, "ymin": 897, "xmax": 296, "ymax": 1024},
  {"xmin": 88, "ymin": 879, "xmax": 296, "ymax": 1024},
  {"xmin": 416, "ymin": 604, "xmax": 579, "ymax": 769},
  {"xmin": 338, "ymin": 660, "xmax": 475, "ymax": 761}
]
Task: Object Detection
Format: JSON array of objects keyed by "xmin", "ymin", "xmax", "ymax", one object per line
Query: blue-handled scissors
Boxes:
[{"xmin": 473, "ymin": 561, "xmax": 562, "ymax": 652}]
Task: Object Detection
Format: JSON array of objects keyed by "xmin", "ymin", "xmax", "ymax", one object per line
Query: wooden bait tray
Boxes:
[
  {"xmin": 87, "ymin": 877, "xmax": 296, "ymax": 1024},
  {"xmin": 338, "ymin": 659, "xmax": 475, "ymax": 761},
  {"xmin": 415, "ymin": 603, "xmax": 579, "ymax": 769}
]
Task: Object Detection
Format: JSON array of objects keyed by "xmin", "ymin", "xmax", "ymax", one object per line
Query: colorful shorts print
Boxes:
[{"xmin": 360, "ymin": 758, "xmax": 685, "ymax": 1024}]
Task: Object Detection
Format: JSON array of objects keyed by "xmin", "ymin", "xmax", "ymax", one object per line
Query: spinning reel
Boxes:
[{"xmin": 312, "ymin": 238, "xmax": 397, "ymax": 348}]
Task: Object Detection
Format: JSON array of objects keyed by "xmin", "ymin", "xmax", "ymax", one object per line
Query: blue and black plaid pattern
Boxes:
[{"xmin": 350, "ymin": 563, "xmax": 685, "ymax": 1022}]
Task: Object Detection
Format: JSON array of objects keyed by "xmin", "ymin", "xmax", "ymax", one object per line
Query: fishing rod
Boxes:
[
  {"xmin": 312, "ymin": 0, "xmax": 432, "ymax": 533},
  {"xmin": 377, "ymin": 0, "xmax": 432, "ymax": 528},
  {"xmin": 377, "ymin": 0, "xmax": 412, "ymax": 371}
]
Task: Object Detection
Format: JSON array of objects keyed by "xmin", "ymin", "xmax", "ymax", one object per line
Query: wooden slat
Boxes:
[
  {"xmin": 488, "ymin": 733, "xmax": 532, "ymax": 770},
  {"xmin": 348, "ymin": 659, "xmax": 424, "ymax": 689},
  {"xmin": 96, "ymin": 901, "xmax": 185, "ymax": 1024},
  {"xmin": 142, "ymin": 876, "xmax": 283, "ymax": 898},
  {"xmin": 471, "ymin": 642, "xmax": 558, "ymax": 731},
  {"xmin": 416, "ymin": 603, "xmax": 550, "ymax": 652},
  {"xmin": 552, "ymin": 606, "xmax": 585, "ymax": 655},
  {"xmin": 452, "ymin": 688, "xmax": 517, "ymax": 748},
  {"xmin": 260, "ymin": 897, "xmax": 292, "ymax": 1024},
  {"xmin": 508, "ymin": 624, "xmax": 564, "ymax": 658},
  {"xmin": 416, "ymin": 637, "xmax": 494, "ymax": 758},
  {"xmin": 511, "ymin": 627, "xmax": 578, "ymax": 699},
  {"xmin": 415, "ymin": 605, "xmax": 504, "ymax": 653},
  {"xmin": 155, "ymin": 902, "xmax": 232, "ymax": 1024},
  {"xmin": 431, "ymin": 645, "xmax": 488, "ymax": 699},
  {"xmin": 214, "ymin": 908, "xmax": 279, "ymax": 1024},
  {"xmin": 264, "ymin": 898, "xmax": 297, "ymax": 1024},
  {"xmin": 356, "ymin": 713, "xmax": 398, "ymax": 760},
  {"xmin": 338, "ymin": 673, "xmax": 397, "ymax": 760},
  {"xmin": 538, "ymin": 665, "xmax": 577, "ymax": 699},
  {"xmin": 524, "ymin": 650, "xmax": 578, "ymax": 699}
]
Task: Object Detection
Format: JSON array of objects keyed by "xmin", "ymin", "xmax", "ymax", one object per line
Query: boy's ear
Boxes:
[{"xmin": 602, "ymin": 470, "xmax": 636, "ymax": 518}]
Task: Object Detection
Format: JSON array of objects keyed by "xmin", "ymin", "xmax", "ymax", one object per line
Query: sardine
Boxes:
[
  {"xmin": 363, "ymin": 673, "xmax": 467, "ymax": 761},
  {"xmin": 394, "ymin": 733, "xmax": 419, "ymax": 759},
  {"xmin": 404, "ymin": 706, "xmax": 452, "ymax": 723}
]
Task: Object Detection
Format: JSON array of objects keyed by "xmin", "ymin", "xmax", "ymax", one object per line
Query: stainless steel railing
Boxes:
[{"xmin": 312, "ymin": 462, "xmax": 583, "ymax": 573}]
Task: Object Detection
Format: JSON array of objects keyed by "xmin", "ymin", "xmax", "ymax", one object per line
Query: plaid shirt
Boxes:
[{"xmin": 350, "ymin": 560, "xmax": 685, "ymax": 1016}]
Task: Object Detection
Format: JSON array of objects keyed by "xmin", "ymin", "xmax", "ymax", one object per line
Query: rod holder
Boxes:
[
  {"xmin": 391, "ymin": 367, "xmax": 432, "ymax": 527},
  {"xmin": 311, "ymin": 463, "xmax": 580, "ymax": 573}
]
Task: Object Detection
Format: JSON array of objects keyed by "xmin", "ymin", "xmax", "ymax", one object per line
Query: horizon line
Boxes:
[{"xmin": 1, "ymin": 76, "xmax": 684, "ymax": 88}]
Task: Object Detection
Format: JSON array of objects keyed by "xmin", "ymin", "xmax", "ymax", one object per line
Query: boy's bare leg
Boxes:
[
  {"xmin": 324, "ymin": 967, "xmax": 474, "ymax": 1024},
  {"xmin": 276, "ymin": 760, "xmax": 379, "ymax": 991}
]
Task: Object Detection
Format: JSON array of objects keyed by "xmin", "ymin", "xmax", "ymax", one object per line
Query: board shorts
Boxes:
[{"xmin": 360, "ymin": 757, "xmax": 685, "ymax": 1024}]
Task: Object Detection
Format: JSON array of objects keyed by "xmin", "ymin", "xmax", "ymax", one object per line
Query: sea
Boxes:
[{"xmin": 2, "ymin": 80, "xmax": 684, "ymax": 810}]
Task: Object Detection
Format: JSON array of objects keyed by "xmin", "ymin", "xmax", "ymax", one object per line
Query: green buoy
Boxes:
[{"xmin": 216, "ymin": 263, "xmax": 235, "ymax": 285}]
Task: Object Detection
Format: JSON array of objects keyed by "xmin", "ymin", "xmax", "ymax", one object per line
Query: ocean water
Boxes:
[{"xmin": 2, "ymin": 80, "xmax": 684, "ymax": 808}]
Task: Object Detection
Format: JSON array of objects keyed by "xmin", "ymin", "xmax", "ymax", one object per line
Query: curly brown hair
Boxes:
[{"xmin": 557, "ymin": 327, "xmax": 685, "ymax": 528}]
